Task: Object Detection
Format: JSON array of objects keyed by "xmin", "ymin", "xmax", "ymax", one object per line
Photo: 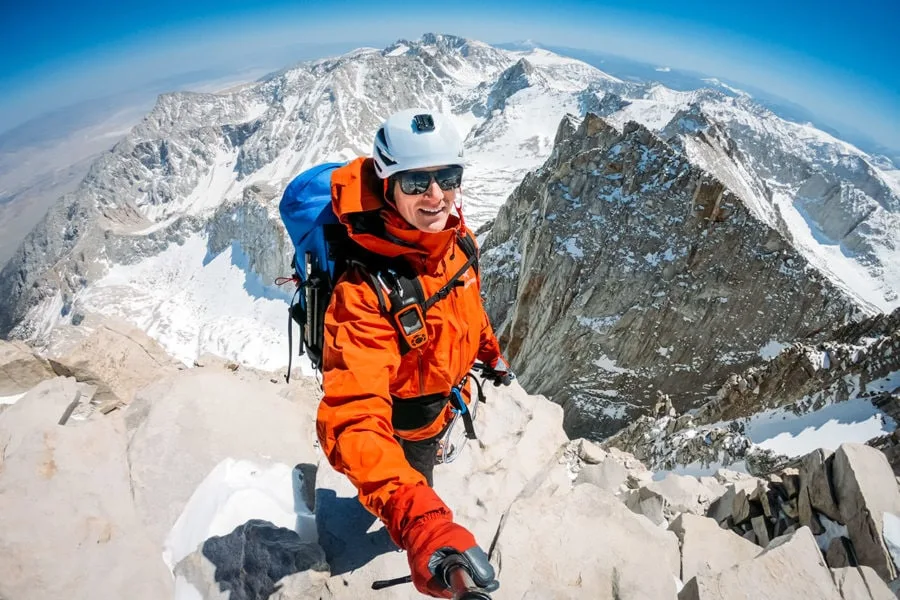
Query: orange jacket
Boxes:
[{"xmin": 316, "ymin": 157, "xmax": 502, "ymax": 533}]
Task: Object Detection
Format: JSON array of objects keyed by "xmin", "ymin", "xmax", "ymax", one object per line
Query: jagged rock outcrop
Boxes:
[
  {"xmin": 669, "ymin": 513, "xmax": 761, "ymax": 582},
  {"xmin": 679, "ymin": 527, "xmax": 846, "ymax": 599},
  {"xmin": 44, "ymin": 316, "xmax": 182, "ymax": 413},
  {"xmin": 0, "ymin": 339, "xmax": 55, "ymax": 395},
  {"xmin": 486, "ymin": 58, "xmax": 542, "ymax": 112},
  {"xmin": 602, "ymin": 307, "xmax": 899, "ymax": 474},
  {"xmin": 482, "ymin": 112, "xmax": 861, "ymax": 439},
  {"xmin": 205, "ymin": 183, "xmax": 293, "ymax": 286},
  {"xmin": 684, "ymin": 443, "xmax": 900, "ymax": 591}
]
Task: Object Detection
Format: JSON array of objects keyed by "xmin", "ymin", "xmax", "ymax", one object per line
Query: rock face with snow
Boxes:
[
  {"xmin": 4, "ymin": 34, "xmax": 897, "ymax": 392},
  {"xmin": 481, "ymin": 112, "xmax": 861, "ymax": 438},
  {"xmin": 0, "ymin": 34, "xmax": 626, "ymax": 362},
  {"xmin": 657, "ymin": 94, "xmax": 900, "ymax": 312},
  {"xmin": 603, "ymin": 307, "xmax": 899, "ymax": 474}
]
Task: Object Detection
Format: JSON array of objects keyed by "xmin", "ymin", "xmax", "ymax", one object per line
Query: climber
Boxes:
[{"xmin": 315, "ymin": 108, "xmax": 512, "ymax": 598}]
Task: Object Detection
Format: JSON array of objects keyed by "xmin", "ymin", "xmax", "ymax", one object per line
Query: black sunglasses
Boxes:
[{"xmin": 396, "ymin": 166, "xmax": 463, "ymax": 195}]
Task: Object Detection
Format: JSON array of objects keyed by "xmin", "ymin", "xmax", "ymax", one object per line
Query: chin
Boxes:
[{"xmin": 420, "ymin": 220, "xmax": 449, "ymax": 233}]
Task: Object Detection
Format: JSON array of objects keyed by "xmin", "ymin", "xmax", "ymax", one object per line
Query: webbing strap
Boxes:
[
  {"xmin": 285, "ymin": 288, "xmax": 300, "ymax": 383},
  {"xmin": 449, "ymin": 387, "xmax": 477, "ymax": 440},
  {"xmin": 423, "ymin": 252, "xmax": 477, "ymax": 311}
]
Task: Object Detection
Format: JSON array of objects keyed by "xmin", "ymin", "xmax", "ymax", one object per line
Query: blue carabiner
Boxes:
[{"xmin": 450, "ymin": 386, "xmax": 467, "ymax": 414}]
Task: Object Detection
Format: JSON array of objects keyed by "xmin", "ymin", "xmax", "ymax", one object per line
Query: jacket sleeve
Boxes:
[
  {"xmin": 316, "ymin": 272, "xmax": 429, "ymax": 521},
  {"xmin": 469, "ymin": 233, "xmax": 503, "ymax": 365},
  {"xmin": 476, "ymin": 306, "xmax": 502, "ymax": 365}
]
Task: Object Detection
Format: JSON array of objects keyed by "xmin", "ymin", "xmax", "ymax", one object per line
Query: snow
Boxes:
[
  {"xmin": 772, "ymin": 189, "xmax": 894, "ymax": 313},
  {"xmin": 815, "ymin": 514, "xmax": 849, "ymax": 552},
  {"xmin": 884, "ymin": 512, "xmax": 900, "ymax": 573},
  {"xmin": 593, "ymin": 354, "xmax": 633, "ymax": 374},
  {"xmin": 657, "ymin": 460, "xmax": 749, "ymax": 480},
  {"xmin": 745, "ymin": 398, "xmax": 896, "ymax": 458},
  {"xmin": 577, "ymin": 315, "xmax": 620, "ymax": 334},
  {"xmin": 759, "ymin": 340, "xmax": 788, "ymax": 360},
  {"xmin": 560, "ymin": 236, "xmax": 584, "ymax": 259},
  {"xmin": 385, "ymin": 44, "xmax": 409, "ymax": 57},
  {"xmin": 77, "ymin": 234, "xmax": 307, "ymax": 372},
  {"xmin": 165, "ymin": 459, "xmax": 317, "ymax": 598},
  {"xmin": 164, "ymin": 458, "xmax": 315, "ymax": 569},
  {"xmin": 0, "ymin": 392, "xmax": 26, "ymax": 405},
  {"xmin": 701, "ymin": 78, "xmax": 748, "ymax": 97}
]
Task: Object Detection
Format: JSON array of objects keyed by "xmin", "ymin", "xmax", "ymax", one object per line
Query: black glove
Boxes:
[
  {"xmin": 486, "ymin": 356, "xmax": 515, "ymax": 387},
  {"xmin": 431, "ymin": 546, "xmax": 500, "ymax": 594}
]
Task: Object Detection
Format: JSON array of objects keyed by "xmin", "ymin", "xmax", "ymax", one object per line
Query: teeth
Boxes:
[{"xmin": 420, "ymin": 208, "xmax": 442, "ymax": 215}]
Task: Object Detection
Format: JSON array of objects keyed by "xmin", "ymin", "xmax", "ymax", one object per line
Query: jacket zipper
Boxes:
[{"xmin": 417, "ymin": 351, "xmax": 425, "ymax": 395}]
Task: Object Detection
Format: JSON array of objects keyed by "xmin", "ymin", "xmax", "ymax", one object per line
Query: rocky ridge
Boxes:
[
  {"xmin": 603, "ymin": 307, "xmax": 900, "ymax": 475},
  {"xmin": 481, "ymin": 112, "xmax": 864, "ymax": 439},
  {"xmin": 2, "ymin": 331, "xmax": 900, "ymax": 598}
]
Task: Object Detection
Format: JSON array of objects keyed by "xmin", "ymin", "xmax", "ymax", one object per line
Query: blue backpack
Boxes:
[{"xmin": 278, "ymin": 162, "xmax": 480, "ymax": 382}]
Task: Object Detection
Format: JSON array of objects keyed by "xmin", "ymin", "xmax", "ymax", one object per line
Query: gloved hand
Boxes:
[
  {"xmin": 404, "ymin": 515, "xmax": 498, "ymax": 598},
  {"xmin": 486, "ymin": 356, "xmax": 515, "ymax": 387}
]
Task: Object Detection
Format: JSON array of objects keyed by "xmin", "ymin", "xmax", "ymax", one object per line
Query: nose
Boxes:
[{"xmin": 423, "ymin": 179, "xmax": 443, "ymax": 199}]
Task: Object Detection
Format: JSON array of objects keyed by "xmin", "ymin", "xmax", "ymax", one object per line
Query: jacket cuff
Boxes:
[{"xmin": 382, "ymin": 482, "xmax": 452, "ymax": 548}]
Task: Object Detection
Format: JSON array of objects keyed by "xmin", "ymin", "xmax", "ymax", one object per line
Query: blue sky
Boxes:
[{"xmin": 2, "ymin": 0, "xmax": 898, "ymax": 152}]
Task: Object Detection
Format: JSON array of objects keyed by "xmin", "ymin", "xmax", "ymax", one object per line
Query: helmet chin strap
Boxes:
[{"xmin": 454, "ymin": 188, "xmax": 466, "ymax": 231}]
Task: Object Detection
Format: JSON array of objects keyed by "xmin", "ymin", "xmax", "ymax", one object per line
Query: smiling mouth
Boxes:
[{"xmin": 419, "ymin": 207, "xmax": 444, "ymax": 215}]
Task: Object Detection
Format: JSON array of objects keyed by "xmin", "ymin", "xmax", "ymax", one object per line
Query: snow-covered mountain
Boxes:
[
  {"xmin": 0, "ymin": 33, "xmax": 898, "ymax": 433},
  {"xmin": 0, "ymin": 34, "xmax": 635, "ymax": 369}
]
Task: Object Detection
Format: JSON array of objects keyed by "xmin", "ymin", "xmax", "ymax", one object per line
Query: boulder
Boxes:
[
  {"xmin": 830, "ymin": 566, "xmax": 896, "ymax": 600},
  {"xmin": 781, "ymin": 467, "xmax": 801, "ymax": 498},
  {"xmin": 173, "ymin": 520, "xmax": 330, "ymax": 600},
  {"xmin": 0, "ymin": 340, "xmax": 55, "ymax": 395},
  {"xmin": 126, "ymin": 367, "xmax": 321, "ymax": 546},
  {"xmin": 495, "ymin": 484, "xmax": 681, "ymax": 599},
  {"xmin": 642, "ymin": 473, "xmax": 725, "ymax": 518},
  {"xmin": 799, "ymin": 448, "xmax": 841, "ymax": 522},
  {"xmin": 825, "ymin": 537, "xmax": 854, "ymax": 569},
  {"xmin": 832, "ymin": 443, "xmax": 900, "ymax": 581},
  {"xmin": 575, "ymin": 457, "xmax": 628, "ymax": 491},
  {"xmin": 752, "ymin": 515, "xmax": 773, "ymax": 547},
  {"xmin": 668, "ymin": 513, "xmax": 760, "ymax": 582},
  {"xmin": 799, "ymin": 483, "xmax": 826, "ymax": 535},
  {"xmin": 0, "ymin": 378, "xmax": 172, "ymax": 599},
  {"xmin": 625, "ymin": 486, "xmax": 667, "ymax": 525},
  {"xmin": 678, "ymin": 527, "xmax": 843, "ymax": 600},
  {"xmin": 733, "ymin": 488, "xmax": 760, "ymax": 525},
  {"xmin": 707, "ymin": 478, "xmax": 760, "ymax": 524},
  {"xmin": 46, "ymin": 319, "xmax": 180, "ymax": 412}
]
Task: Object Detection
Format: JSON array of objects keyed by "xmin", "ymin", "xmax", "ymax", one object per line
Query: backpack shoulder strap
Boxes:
[
  {"xmin": 457, "ymin": 230, "xmax": 479, "ymax": 274},
  {"xmin": 422, "ymin": 233, "xmax": 478, "ymax": 312}
]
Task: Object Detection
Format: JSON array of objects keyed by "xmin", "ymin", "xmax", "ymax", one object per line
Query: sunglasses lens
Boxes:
[
  {"xmin": 397, "ymin": 167, "xmax": 463, "ymax": 194},
  {"xmin": 435, "ymin": 167, "xmax": 463, "ymax": 190},
  {"xmin": 404, "ymin": 172, "xmax": 432, "ymax": 194}
]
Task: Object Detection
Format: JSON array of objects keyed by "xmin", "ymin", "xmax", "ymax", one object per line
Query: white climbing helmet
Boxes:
[{"xmin": 371, "ymin": 108, "xmax": 465, "ymax": 179}]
